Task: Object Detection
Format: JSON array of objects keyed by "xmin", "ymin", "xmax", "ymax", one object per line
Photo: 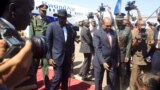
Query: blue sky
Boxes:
[{"xmin": 57, "ymin": 0, "xmax": 160, "ymax": 17}]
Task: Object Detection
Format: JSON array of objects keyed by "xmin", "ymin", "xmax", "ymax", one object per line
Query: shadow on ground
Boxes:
[{"xmin": 72, "ymin": 61, "xmax": 82, "ymax": 74}]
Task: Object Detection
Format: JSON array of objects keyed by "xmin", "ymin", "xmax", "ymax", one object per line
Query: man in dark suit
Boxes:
[
  {"xmin": 46, "ymin": 9, "xmax": 76, "ymax": 90},
  {"xmin": 92, "ymin": 17, "xmax": 119, "ymax": 90},
  {"xmin": 79, "ymin": 19, "xmax": 93, "ymax": 80},
  {"xmin": 149, "ymin": 13, "xmax": 160, "ymax": 72}
]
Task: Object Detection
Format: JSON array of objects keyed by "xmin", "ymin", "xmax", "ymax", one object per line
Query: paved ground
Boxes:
[
  {"xmin": 72, "ymin": 43, "xmax": 130, "ymax": 90},
  {"xmin": 72, "ymin": 43, "xmax": 107, "ymax": 89}
]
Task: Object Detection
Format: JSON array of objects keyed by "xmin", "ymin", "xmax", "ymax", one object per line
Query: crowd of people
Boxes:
[{"xmin": 0, "ymin": 0, "xmax": 160, "ymax": 90}]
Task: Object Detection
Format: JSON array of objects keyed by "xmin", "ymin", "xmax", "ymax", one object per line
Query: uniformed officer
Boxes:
[
  {"xmin": 115, "ymin": 13, "xmax": 132, "ymax": 90},
  {"xmin": 30, "ymin": 4, "xmax": 51, "ymax": 37},
  {"xmin": 130, "ymin": 20, "xmax": 151, "ymax": 90},
  {"xmin": 29, "ymin": 4, "xmax": 51, "ymax": 89}
]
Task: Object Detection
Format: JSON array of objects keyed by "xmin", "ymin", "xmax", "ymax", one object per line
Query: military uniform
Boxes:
[
  {"xmin": 116, "ymin": 26, "xmax": 132, "ymax": 90},
  {"xmin": 29, "ymin": 15, "xmax": 50, "ymax": 37},
  {"xmin": 29, "ymin": 5, "xmax": 51, "ymax": 89},
  {"xmin": 114, "ymin": 13, "xmax": 132, "ymax": 90},
  {"xmin": 130, "ymin": 28, "xmax": 152, "ymax": 90}
]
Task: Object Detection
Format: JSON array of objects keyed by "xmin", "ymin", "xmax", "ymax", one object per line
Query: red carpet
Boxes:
[{"xmin": 37, "ymin": 68, "xmax": 95, "ymax": 90}]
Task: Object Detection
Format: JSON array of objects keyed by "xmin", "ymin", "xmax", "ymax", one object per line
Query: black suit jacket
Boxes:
[
  {"xmin": 92, "ymin": 28, "xmax": 119, "ymax": 68},
  {"xmin": 46, "ymin": 21, "xmax": 76, "ymax": 66}
]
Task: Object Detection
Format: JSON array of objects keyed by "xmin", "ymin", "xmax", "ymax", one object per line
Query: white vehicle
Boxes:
[
  {"xmin": 33, "ymin": 0, "xmax": 95, "ymax": 23},
  {"xmin": 24, "ymin": 0, "xmax": 96, "ymax": 37}
]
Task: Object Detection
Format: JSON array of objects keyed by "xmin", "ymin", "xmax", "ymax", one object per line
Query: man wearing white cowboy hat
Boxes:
[{"xmin": 46, "ymin": 9, "xmax": 76, "ymax": 90}]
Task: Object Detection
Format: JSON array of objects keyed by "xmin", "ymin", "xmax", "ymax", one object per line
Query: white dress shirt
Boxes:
[{"xmin": 63, "ymin": 26, "xmax": 67, "ymax": 42}]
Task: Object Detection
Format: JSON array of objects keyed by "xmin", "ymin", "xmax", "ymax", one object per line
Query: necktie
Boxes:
[{"xmin": 107, "ymin": 33, "xmax": 112, "ymax": 47}]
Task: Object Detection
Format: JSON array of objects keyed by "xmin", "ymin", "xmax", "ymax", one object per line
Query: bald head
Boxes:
[
  {"xmin": 137, "ymin": 20, "xmax": 146, "ymax": 29},
  {"xmin": 102, "ymin": 17, "xmax": 112, "ymax": 31}
]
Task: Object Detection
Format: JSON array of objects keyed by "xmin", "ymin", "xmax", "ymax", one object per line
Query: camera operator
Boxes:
[
  {"xmin": 0, "ymin": 0, "xmax": 37, "ymax": 89},
  {"xmin": 130, "ymin": 19, "xmax": 152, "ymax": 90}
]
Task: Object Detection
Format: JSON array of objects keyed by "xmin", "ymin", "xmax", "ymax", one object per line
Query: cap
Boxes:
[
  {"xmin": 115, "ymin": 13, "xmax": 126, "ymax": 20},
  {"xmin": 38, "ymin": 4, "xmax": 48, "ymax": 11}
]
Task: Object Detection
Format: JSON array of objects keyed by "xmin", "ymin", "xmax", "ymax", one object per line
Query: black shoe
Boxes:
[{"xmin": 82, "ymin": 77, "xmax": 91, "ymax": 81}]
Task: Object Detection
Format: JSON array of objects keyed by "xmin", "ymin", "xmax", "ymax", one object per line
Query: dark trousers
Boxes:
[
  {"xmin": 50, "ymin": 57, "xmax": 72, "ymax": 90},
  {"xmin": 119, "ymin": 62, "xmax": 130, "ymax": 90},
  {"xmin": 79, "ymin": 53, "xmax": 92, "ymax": 78},
  {"xmin": 94, "ymin": 62, "xmax": 117, "ymax": 90},
  {"xmin": 41, "ymin": 59, "xmax": 50, "ymax": 90},
  {"xmin": 151, "ymin": 50, "xmax": 160, "ymax": 72}
]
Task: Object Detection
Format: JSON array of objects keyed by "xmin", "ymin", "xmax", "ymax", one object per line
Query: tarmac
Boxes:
[{"xmin": 72, "ymin": 42, "xmax": 130, "ymax": 90}]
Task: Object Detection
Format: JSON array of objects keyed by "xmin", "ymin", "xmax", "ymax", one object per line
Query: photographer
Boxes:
[
  {"xmin": 130, "ymin": 19, "xmax": 152, "ymax": 90},
  {"xmin": 0, "ymin": 0, "xmax": 36, "ymax": 89},
  {"xmin": 125, "ymin": 1, "xmax": 143, "ymax": 29}
]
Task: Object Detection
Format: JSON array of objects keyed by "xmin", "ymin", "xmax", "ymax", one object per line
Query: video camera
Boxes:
[
  {"xmin": 87, "ymin": 12, "xmax": 94, "ymax": 19},
  {"xmin": 125, "ymin": 1, "xmax": 136, "ymax": 11},
  {"xmin": 136, "ymin": 28, "xmax": 147, "ymax": 41},
  {"xmin": 99, "ymin": 3, "xmax": 105, "ymax": 12},
  {"xmin": 0, "ymin": 27, "xmax": 47, "ymax": 61}
]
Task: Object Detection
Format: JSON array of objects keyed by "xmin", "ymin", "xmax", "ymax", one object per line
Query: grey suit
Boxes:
[
  {"xmin": 150, "ymin": 25, "xmax": 160, "ymax": 72},
  {"xmin": 46, "ymin": 21, "xmax": 76, "ymax": 90},
  {"xmin": 79, "ymin": 26, "xmax": 93, "ymax": 79},
  {"xmin": 79, "ymin": 26, "xmax": 93, "ymax": 53},
  {"xmin": 92, "ymin": 28, "xmax": 119, "ymax": 90}
]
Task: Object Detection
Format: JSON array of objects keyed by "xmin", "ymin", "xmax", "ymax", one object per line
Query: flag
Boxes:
[{"xmin": 114, "ymin": 0, "xmax": 122, "ymax": 15}]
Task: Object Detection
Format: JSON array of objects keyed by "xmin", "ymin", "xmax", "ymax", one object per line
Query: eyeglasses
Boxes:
[{"xmin": 105, "ymin": 25, "xmax": 112, "ymax": 27}]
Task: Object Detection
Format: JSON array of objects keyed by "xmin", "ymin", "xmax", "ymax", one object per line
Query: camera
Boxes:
[
  {"xmin": 139, "ymin": 32, "xmax": 147, "ymax": 40},
  {"xmin": 136, "ymin": 28, "xmax": 147, "ymax": 41},
  {"xmin": 125, "ymin": 1, "xmax": 136, "ymax": 11},
  {"xmin": 0, "ymin": 27, "xmax": 47, "ymax": 61},
  {"xmin": 98, "ymin": 3, "xmax": 105, "ymax": 12},
  {"xmin": 87, "ymin": 12, "xmax": 94, "ymax": 19}
]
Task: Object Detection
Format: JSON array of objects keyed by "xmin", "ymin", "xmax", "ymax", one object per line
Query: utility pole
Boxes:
[{"xmin": 145, "ymin": 6, "xmax": 160, "ymax": 21}]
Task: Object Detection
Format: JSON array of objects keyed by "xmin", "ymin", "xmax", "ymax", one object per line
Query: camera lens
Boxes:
[{"xmin": 31, "ymin": 36, "xmax": 47, "ymax": 59}]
